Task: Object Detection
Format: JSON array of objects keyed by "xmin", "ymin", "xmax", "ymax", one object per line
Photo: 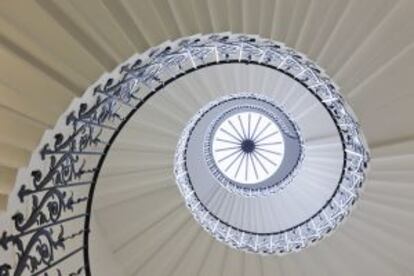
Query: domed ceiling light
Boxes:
[{"xmin": 174, "ymin": 34, "xmax": 370, "ymax": 255}]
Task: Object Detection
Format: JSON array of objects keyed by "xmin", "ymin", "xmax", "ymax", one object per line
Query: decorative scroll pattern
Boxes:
[{"xmin": 0, "ymin": 33, "xmax": 369, "ymax": 274}]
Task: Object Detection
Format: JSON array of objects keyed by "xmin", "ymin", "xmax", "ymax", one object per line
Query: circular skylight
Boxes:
[
  {"xmin": 173, "ymin": 34, "xmax": 369, "ymax": 255},
  {"xmin": 196, "ymin": 94, "xmax": 303, "ymax": 197},
  {"xmin": 211, "ymin": 111, "xmax": 285, "ymax": 184}
]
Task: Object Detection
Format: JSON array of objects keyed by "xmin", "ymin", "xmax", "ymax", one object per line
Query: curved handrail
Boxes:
[{"xmin": 0, "ymin": 33, "xmax": 369, "ymax": 275}]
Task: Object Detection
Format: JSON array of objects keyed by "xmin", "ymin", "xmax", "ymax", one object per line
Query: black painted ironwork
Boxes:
[{"xmin": 0, "ymin": 33, "xmax": 369, "ymax": 274}]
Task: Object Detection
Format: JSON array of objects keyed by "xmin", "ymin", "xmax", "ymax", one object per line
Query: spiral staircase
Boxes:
[{"xmin": 1, "ymin": 0, "xmax": 414, "ymax": 275}]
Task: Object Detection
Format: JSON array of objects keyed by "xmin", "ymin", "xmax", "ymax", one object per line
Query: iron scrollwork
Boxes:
[{"xmin": 0, "ymin": 33, "xmax": 369, "ymax": 274}]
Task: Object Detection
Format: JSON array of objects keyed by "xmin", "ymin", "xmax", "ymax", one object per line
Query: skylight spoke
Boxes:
[
  {"xmin": 249, "ymin": 153, "xmax": 259, "ymax": 180},
  {"xmin": 251, "ymin": 152, "xmax": 269, "ymax": 174},
  {"xmin": 252, "ymin": 122, "xmax": 271, "ymax": 141},
  {"xmin": 250, "ymin": 116, "xmax": 262, "ymax": 139},
  {"xmin": 220, "ymin": 128, "xmax": 242, "ymax": 142},
  {"xmin": 238, "ymin": 115, "xmax": 248, "ymax": 139},
  {"xmin": 245, "ymin": 151, "xmax": 249, "ymax": 181},
  {"xmin": 255, "ymin": 147, "xmax": 281, "ymax": 155},
  {"xmin": 254, "ymin": 150, "xmax": 278, "ymax": 166},
  {"xmin": 234, "ymin": 153, "xmax": 246, "ymax": 178},
  {"xmin": 228, "ymin": 120, "xmax": 245, "ymax": 141},
  {"xmin": 256, "ymin": 141, "xmax": 282, "ymax": 146},
  {"xmin": 255, "ymin": 131, "xmax": 279, "ymax": 144},
  {"xmin": 216, "ymin": 138, "xmax": 241, "ymax": 145},
  {"xmin": 218, "ymin": 148, "xmax": 242, "ymax": 163},
  {"xmin": 215, "ymin": 146, "xmax": 241, "ymax": 152},
  {"xmin": 247, "ymin": 113, "xmax": 251, "ymax": 139},
  {"xmin": 225, "ymin": 151, "xmax": 244, "ymax": 172}
]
